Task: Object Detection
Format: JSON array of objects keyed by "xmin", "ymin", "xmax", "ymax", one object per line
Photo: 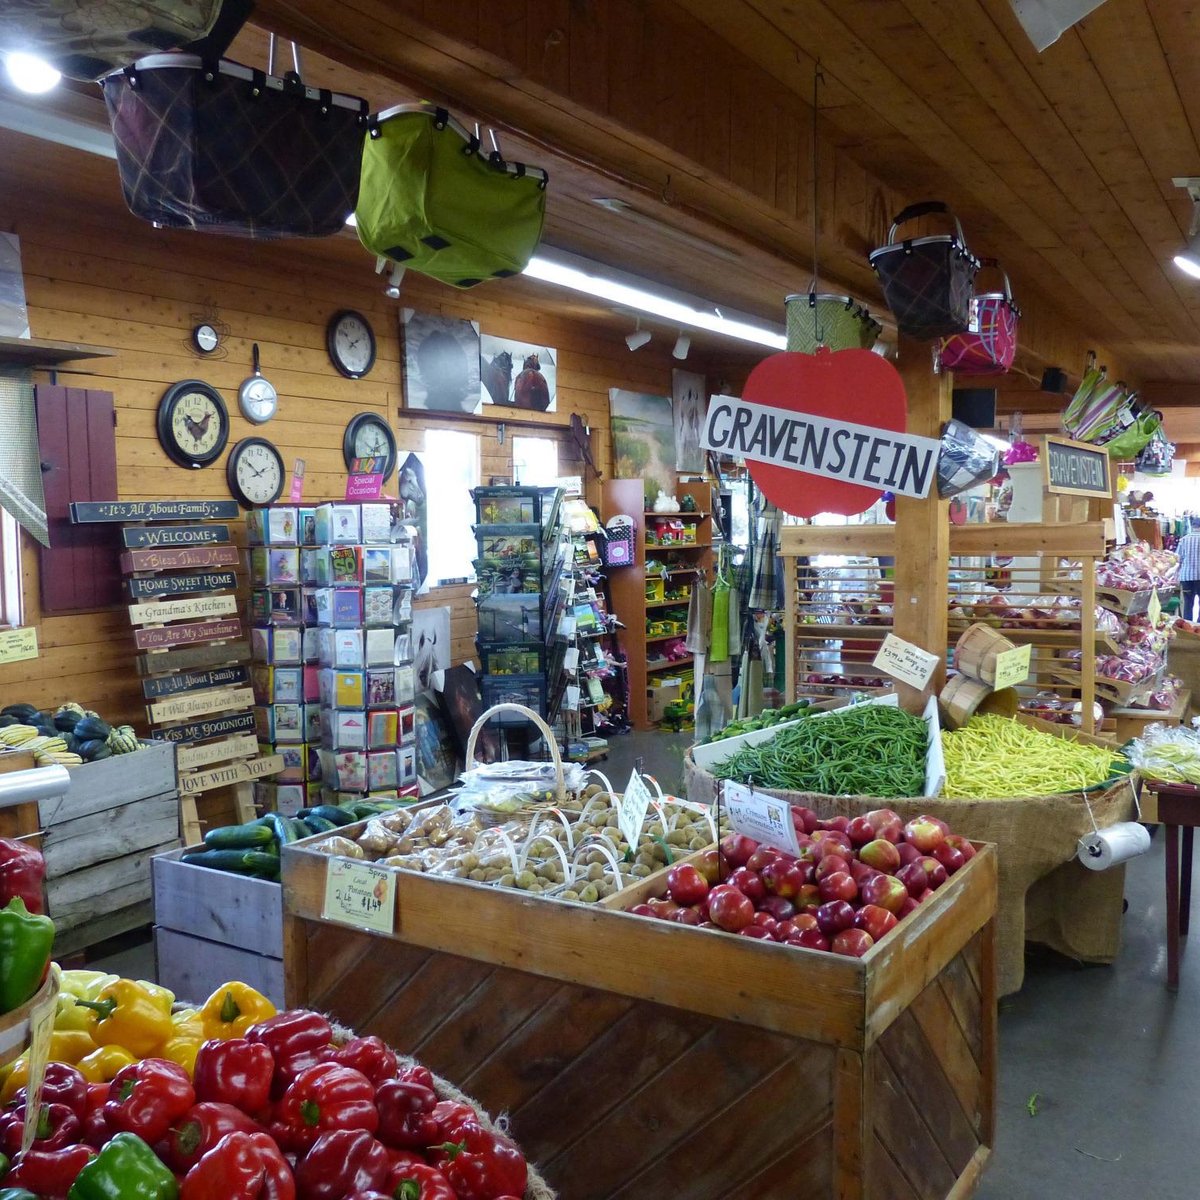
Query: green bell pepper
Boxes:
[
  {"xmin": 67, "ymin": 1133, "xmax": 178, "ymax": 1200},
  {"xmin": 0, "ymin": 897, "xmax": 53, "ymax": 1015}
]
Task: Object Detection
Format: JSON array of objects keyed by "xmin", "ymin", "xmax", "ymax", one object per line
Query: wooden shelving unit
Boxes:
[{"xmin": 602, "ymin": 478, "xmax": 714, "ymax": 729}]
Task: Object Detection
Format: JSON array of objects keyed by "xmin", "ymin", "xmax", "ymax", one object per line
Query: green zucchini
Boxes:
[
  {"xmin": 305, "ymin": 805, "xmax": 356, "ymax": 827},
  {"xmin": 181, "ymin": 849, "xmax": 281, "ymax": 878},
  {"xmin": 203, "ymin": 822, "xmax": 276, "ymax": 849}
]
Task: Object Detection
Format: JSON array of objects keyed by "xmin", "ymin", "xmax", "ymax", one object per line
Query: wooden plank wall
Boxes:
[{"xmin": 0, "ymin": 175, "xmax": 703, "ymax": 781}]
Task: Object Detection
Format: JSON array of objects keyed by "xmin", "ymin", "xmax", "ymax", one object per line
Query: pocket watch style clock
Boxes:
[
  {"xmin": 327, "ymin": 310, "xmax": 377, "ymax": 379},
  {"xmin": 157, "ymin": 380, "xmax": 230, "ymax": 469},
  {"xmin": 227, "ymin": 437, "xmax": 285, "ymax": 507},
  {"xmin": 342, "ymin": 412, "xmax": 397, "ymax": 482}
]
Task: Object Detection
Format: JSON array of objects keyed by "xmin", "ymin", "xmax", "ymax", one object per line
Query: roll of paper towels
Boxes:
[{"xmin": 1077, "ymin": 822, "xmax": 1151, "ymax": 871}]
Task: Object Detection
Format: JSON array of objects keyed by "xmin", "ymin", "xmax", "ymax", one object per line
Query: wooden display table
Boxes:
[
  {"xmin": 1110, "ymin": 689, "xmax": 1191, "ymax": 744},
  {"xmin": 282, "ymin": 831, "xmax": 998, "ymax": 1200}
]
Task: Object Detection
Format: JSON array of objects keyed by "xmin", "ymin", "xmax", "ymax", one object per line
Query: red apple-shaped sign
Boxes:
[{"xmin": 738, "ymin": 348, "xmax": 911, "ymax": 518}]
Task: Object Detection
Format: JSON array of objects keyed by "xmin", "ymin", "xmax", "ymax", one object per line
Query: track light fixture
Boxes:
[
  {"xmin": 626, "ymin": 319, "xmax": 651, "ymax": 351},
  {"xmin": 672, "ymin": 332, "xmax": 690, "ymax": 360},
  {"xmin": 1172, "ymin": 178, "xmax": 1200, "ymax": 279}
]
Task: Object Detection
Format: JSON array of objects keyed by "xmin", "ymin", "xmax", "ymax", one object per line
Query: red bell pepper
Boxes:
[
  {"xmin": 6, "ymin": 1142, "xmax": 96, "ymax": 1199},
  {"xmin": 333, "ymin": 1037, "xmax": 397, "ymax": 1088},
  {"xmin": 81, "ymin": 1083, "xmax": 111, "ymax": 1150},
  {"xmin": 375, "ymin": 1164, "xmax": 457, "ymax": 1200},
  {"xmin": 396, "ymin": 1064, "xmax": 435, "ymax": 1091},
  {"xmin": 294, "ymin": 1129, "xmax": 391, "ymax": 1200},
  {"xmin": 12, "ymin": 1062, "xmax": 87, "ymax": 1118},
  {"xmin": 383, "ymin": 1149, "xmax": 426, "ymax": 1180},
  {"xmin": 104, "ymin": 1057, "xmax": 195, "ymax": 1144},
  {"xmin": 180, "ymin": 1130, "xmax": 296, "ymax": 1200},
  {"xmin": 0, "ymin": 1103, "xmax": 81, "ymax": 1155},
  {"xmin": 375, "ymin": 1080, "xmax": 438, "ymax": 1151},
  {"xmin": 194, "ymin": 1038, "xmax": 275, "ymax": 1115},
  {"xmin": 272, "ymin": 1064, "xmax": 377, "ymax": 1153},
  {"xmin": 431, "ymin": 1123, "xmax": 527, "ymax": 1200},
  {"xmin": 0, "ymin": 840, "xmax": 45, "ymax": 915},
  {"xmin": 247, "ymin": 1011, "xmax": 334, "ymax": 1094},
  {"xmin": 160, "ymin": 1101, "xmax": 267, "ymax": 1173},
  {"xmin": 429, "ymin": 1100, "xmax": 477, "ymax": 1142}
]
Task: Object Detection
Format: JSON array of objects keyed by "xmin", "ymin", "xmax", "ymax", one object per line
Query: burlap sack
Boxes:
[{"xmin": 684, "ymin": 753, "xmax": 1135, "ymax": 996}]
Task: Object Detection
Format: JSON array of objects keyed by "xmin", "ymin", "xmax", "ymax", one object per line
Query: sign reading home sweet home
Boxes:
[{"xmin": 127, "ymin": 571, "xmax": 238, "ymax": 601}]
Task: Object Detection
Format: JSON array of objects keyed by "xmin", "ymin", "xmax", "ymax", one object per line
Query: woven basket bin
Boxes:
[{"xmin": 785, "ymin": 292, "xmax": 882, "ymax": 352}]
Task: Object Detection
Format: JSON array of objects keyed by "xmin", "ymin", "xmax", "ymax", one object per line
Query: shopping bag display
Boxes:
[
  {"xmin": 355, "ymin": 104, "xmax": 548, "ymax": 288},
  {"xmin": 0, "ymin": 0, "xmax": 250, "ymax": 80},
  {"xmin": 869, "ymin": 201, "xmax": 979, "ymax": 340},
  {"xmin": 936, "ymin": 261, "xmax": 1020, "ymax": 374},
  {"xmin": 102, "ymin": 54, "xmax": 368, "ymax": 238}
]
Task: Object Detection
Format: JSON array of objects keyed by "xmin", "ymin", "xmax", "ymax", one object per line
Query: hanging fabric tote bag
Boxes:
[
  {"xmin": 355, "ymin": 104, "xmax": 548, "ymax": 288},
  {"xmin": 101, "ymin": 54, "xmax": 368, "ymax": 238},
  {"xmin": 785, "ymin": 291, "xmax": 882, "ymax": 353},
  {"xmin": 869, "ymin": 201, "xmax": 979, "ymax": 340},
  {"xmin": 936, "ymin": 260, "xmax": 1020, "ymax": 374},
  {"xmin": 0, "ymin": 0, "xmax": 251, "ymax": 80}
]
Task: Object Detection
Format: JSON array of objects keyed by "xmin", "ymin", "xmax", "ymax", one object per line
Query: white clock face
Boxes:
[
  {"xmin": 235, "ymin": 442, "xmax": 282, "ymax": 505},
  {"xmin": 194, "ymin": 324, "xmax": 218, "ymax": 353},
  {"xmin": 172, "ymin": 392, "xmax": 222, "ymax": 457},
  {"xmin": 240, "ymin": 378, "xmax": 277, "ymax": 424},
  {"xmin": 354, "ymin": 420, "xmax": 390, "ymax": 459},
  {"xmin": 335, "ymin": 315, "xmax": 373, "ymax": 376}
]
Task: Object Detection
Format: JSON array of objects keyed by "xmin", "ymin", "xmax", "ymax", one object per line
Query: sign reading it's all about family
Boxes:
[{"xmin": 700, "ymin": 347, "xmax": 941, "ymax": 518}]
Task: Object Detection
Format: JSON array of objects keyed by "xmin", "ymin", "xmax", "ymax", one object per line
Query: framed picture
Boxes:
[
  {"xmin": 402, "ymin": 311, "xmax": 482, "ymax": 414},
  {"xmin": 672, "ymin": 368, "xmax": 707, "ymax": 472},
  {"xmin": 413, "ymin": 692, "xmax": 458, "ymax": 793},
  {"xmin": 480, "ymin": 333, "xmax": 557, "ymax": 412},
  {"xmin": 609, "ymin": 388, "xmax": 676, "ymax": 505}
]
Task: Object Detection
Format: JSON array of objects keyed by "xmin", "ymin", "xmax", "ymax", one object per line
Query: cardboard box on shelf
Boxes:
[{"xmin": 647, "ymin": 678, "xmax": 682, "ymax": 723}]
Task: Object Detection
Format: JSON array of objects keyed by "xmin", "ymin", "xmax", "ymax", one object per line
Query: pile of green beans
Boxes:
[{"xmin": 710, "ymin": 705, "xmax": 929, "ymax": 797}]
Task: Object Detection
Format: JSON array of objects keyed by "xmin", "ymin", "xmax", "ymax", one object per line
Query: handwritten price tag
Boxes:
[
  {"xmin": 1149, "ymin": 589, "xmax": 1162, "ymax": 627},
  {"xmin": 618, "ymin": 770, "xmax": 654, "ymax": 848},
  {"xmin": 322, "ymin": 859, "xmax": 396, "ymax": 935},
  {"xmin": 873, "ymin": 634, "xmax": 938, "ymax": 689},
  {"xmin": 991, "ymin": 643, "xmax": 1032, "ymax": 690},
  {"xmin": 21, "ymin": 975, "xmax": 58, "ymax": 1153},
  {"xmin": 724, "ymin": 781, "xmax": 801, "ymax": 857}
]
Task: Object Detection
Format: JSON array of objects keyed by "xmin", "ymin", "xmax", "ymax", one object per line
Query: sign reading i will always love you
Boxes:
[{"xmin": 700, "ymin": 348, "xmax": 940, "ymax": 518}]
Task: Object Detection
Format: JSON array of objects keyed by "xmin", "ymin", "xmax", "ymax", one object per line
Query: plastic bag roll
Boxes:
[{"xmin": 1077, "ymin": 822, "xmax": 1151, "ymax": 871}]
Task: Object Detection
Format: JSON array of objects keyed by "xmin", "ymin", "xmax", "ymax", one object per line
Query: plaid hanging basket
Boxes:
[
  {"xmin": 869, "ymin": 201, "xmax": 979, "ymax": 340},
  {"xmin": 355, "ymin": 104, "xmax": 548, "ymax": 289},
  {"xmin": 936, "ymin": 261, "xmax": 1020, "ymax": 375},
  {"xmin": 101, "ymin": 54, "xmax": 368, "ymax": 238},
  {"xmin": 0, "ymin": 0, "xmax": 251, "ymax": 80},
  {"xmin": 784, "ymin": 292, "xmax": 882, "ymax": 353}
]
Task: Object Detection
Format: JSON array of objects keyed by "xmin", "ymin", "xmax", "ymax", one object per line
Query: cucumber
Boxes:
[
  {"xmin": 299, "ymin": 816, "xmax": 338, "ymax": 835},
  {"xmin": 306, "ymin": 805, "xmax": 357, "ymax": 827},
  {"xmin": 181, "ymin": 850, "xmax": 281, "ymax": 878},
  {"xmin": 203, "ymin": 822, "xmax": 276, "ymax": 849},
  {"xmin": 259, "ymin": 813, "xmax": 296, "ymax": 847}
]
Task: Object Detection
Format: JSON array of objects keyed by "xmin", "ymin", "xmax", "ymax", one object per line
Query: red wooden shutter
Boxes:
[{"xmin": 36, "ymin": 386, "xmax": 122, "ymax": 613}]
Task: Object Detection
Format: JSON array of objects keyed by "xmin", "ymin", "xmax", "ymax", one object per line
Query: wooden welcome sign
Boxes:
[{"xmin": 122, "ymin": 525, "xmax": 230, "ymax": 549}]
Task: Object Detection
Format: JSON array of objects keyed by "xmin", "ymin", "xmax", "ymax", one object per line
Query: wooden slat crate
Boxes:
[
  {"xmin": 39, "ymin": 741, "xmax": 179, "ymax": 953},
  {"xmin": 151, "ymin": 847, "xmax": 284, "ymax": 1006},
  {"xmin": 282, "ymin": 830, "xmax": 998, "ymax": 1200}
]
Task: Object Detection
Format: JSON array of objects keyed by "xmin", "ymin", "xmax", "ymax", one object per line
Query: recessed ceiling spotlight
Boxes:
[{"xmin": 4, "ymin": 52, "xmax": 61, "ymax": 95}]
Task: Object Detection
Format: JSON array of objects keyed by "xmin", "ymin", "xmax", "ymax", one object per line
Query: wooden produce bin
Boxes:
[
  {"xmin": 152, "ymin": 848, "xmax": 284, "ymax": 1006},
  {"xmin": 282, "ymin": 835, "xmax": 998, "ymax": 1200}
]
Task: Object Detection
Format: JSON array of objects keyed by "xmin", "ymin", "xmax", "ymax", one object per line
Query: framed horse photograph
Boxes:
[{"xmin": 479, "ymin": 332, "xmax": 557, "ymax": 412}]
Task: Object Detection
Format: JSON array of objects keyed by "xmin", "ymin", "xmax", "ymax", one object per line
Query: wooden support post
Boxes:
[{"xmin": 893, "ymin": 339, "xmax": 952, "ymax": 710}]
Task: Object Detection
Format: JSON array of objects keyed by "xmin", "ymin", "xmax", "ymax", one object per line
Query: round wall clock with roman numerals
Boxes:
[
  {"xmin": 342, "ymin": 411, "xmax": 397, "ymax": 482},
  {"xmin": 157, "ymin": 380, "xmax": 230, "ymax": 469},
  {"xmin": 227, "ymin": 437, "xmax": 285, "ymax": 508}
]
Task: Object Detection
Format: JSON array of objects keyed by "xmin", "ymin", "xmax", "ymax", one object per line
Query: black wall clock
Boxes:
[
  {"xmin": 157, "ymin": 380, "xmax": 230, "ymax": 469},
  {"xmin": 342, "ymin": 412, "xmax": 397, "ymax": 482},
  {"xmin": 227, "ymin": 437, "xmax": 285, "ymax": 507},
  {"xmin": 327, "ymin": 310, "xmax": 377, "ymax": 379}
]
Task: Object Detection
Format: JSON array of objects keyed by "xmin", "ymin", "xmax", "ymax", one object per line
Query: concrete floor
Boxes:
[{"xmin": 99, "ymin": 728, "xmax": 1198, "ymax": 1197}]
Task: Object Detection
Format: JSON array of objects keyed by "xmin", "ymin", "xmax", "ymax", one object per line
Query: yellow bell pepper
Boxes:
[
  {"xmin": 135, "ymin": 980, "xmax": 175, "ymax": 1009},
  {"xmin": 77, "ymin": 1044, "xmax": 137, "ymax": 1083},
  {"xmin": 74, "ymin": 979, "xmax": 172, "ymax": 1058},
  {"xmin": 160, "ymin": 1007, "xmax": 204, "ymax": 1077},
  {"xmin": 55, "ymin": 992, "xmax": 98, "ymax": 1034},
  {"xmin": 199, "ymin": 982, "xmax": 276, "ymax": 1041},
  {"xmin": 59, "ymin": 970, "xmax": 119, "ymax": 1002},
  {"xmin": 0, "ymin": 1030, "xmax": 97, "ymax": 1101}
]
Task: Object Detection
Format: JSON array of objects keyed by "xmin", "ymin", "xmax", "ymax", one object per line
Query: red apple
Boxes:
[
  {"xmin": 818, "ymin": 815, "xmax": 851, "ymax": 834},
  {"xmin": 858, "ymin": 838, "xmax": 902, "ymax": 873},
  {"xmin": 671, "ymin": 906, "xmax": 703, "ymax": 926},
  {"xmin": 847, "ymin": 815, "xmax": 877, "ymax": 847},
  {"xmin": 814, "ymin": 854, "xmax": 851, "ymax": 882},
  {"xmin": 916, "ymin": 856, "xmax": 948, "ymax": 890},
  {"xmin": 761, "ymin": 860, "xmax": 807, "ymax": 899},
  {"xmin": 818, "ymin": 871, "xmax": 858, "ymax": 904},
  {"xmin": 629, "ymin": 903, "xmax": 654, "ymax": 917},
  {"xmin": 707, "ymin": 885, "xmax": 754, "ymax": 932},
  {"xmin": 790, "ymin": 912, "xmax": 820, "ymax": 933},
  {"xmin": 699, "ymin": 921, "xmax": 720, "ymax": 930},
  {"xmin": 728, "ymin": 866, "xmax": 766, "ymax": 903},
  {"xmin": 646, "ymin": 897, "xmax": 680, "ymax": 919},
  {"xmin": 903, "ymin": 816, "xmax": 946, "ymax": 854},
  {"xmin": 832, "ymin": 928, "xmax": 875, "ymax": 957},
  {"xmin": 865, "ymin": 808, "xmax": 904, "ymax": 842},
  {"xmin": 896, "ymin": 862, "xmax": 928, "ymax": 899},
  {"xmin": 861, "ymin": 873, "xmax": 908, "ymax": 915},
  {"xmin": 739, "ymin": 925, "xmax": 775, "ymax": 939},
  {"xmin": 897, "ymin": 896, "xmax": 919, "ymax": 918},
  {"xmin": 815, "ymin": 899, "xmax": 857, "ymax": 936},
  {"xmin": 847, "ymin": 858, "xmax": 879, "ymax": 885},
  {"xmin": 855, "ymin": 904, "xmax": 898, "ymax": 941},
  {"xmin": 666, "ymin": 863, "xmax": 710, "ymax": 906},
  {"xmin": 752, "ymin": 910, "xmax": 777, "ymax": 928},
  {"xmin": 792, "ymin": 806, "xmax": 819, "ymax": 834},
  {"xmin": 943, "ymin": 834, "xmax": 977, "ymax": 862},
  {"xmin": 810, "ymin": 830, "xmax": 852, "ymax": 856},
  {"xmin": 796, "ymin": 884, "xmax": 822, "ymax": 912},
  {"xmin": 746, "ymin": 846, "xmax": 782, "ymax": 873},
  {"xmin": 773, "ymin": 919, "xmax": 799, "ymax": 941},
  {"xmin": 719, "ymin": 833, "xmax": 758, "ymax": 868},
  {"xmin": 931, "ymin": 842, "xmax": 965, "ymax": 874},
  {"xmin": 787, "ymin": 927, "xmax": 831, "ymax": 952},
  {"xmin": 694, "ymin": 847, "xmax": 722, "ymax": 885},
  {"xmin": 759, "ymin": 895, "xmax": 797, "ymax": 922},
  {"xmin": 896, "ymin": 842, "xmax": 923, "ymax": 867}
]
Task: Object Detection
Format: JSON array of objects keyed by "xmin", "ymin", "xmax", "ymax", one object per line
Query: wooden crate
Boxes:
[
  {"xmin": 282, "ymin": 832, "xmax": 998, "ymax": 1200},
  {"xmin": 40, "ymin": 741, "xmax": 179, "ymax": 953},
  {"xmin": 152, "ymin": 846, "xmax": 283, "ymax": 1005}
]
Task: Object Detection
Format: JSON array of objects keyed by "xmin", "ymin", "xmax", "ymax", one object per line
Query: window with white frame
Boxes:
[
  {"xmin": 511, "ymin": 435, "xmax": 560, "ymax": 487},
  {"xmin": 424, "ymin": 428, "xmax": 481, "ymax": 586},
  {"xmin": 0, "ymin": 510, "xmax": 22, "ymax": 628}
]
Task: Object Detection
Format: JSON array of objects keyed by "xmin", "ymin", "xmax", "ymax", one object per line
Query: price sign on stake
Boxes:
[
  {"xmin": 618, "ymin": 770, "xmax": 654, "ymax": 848},
  {"xmin": 1149, "ymin": 589, "xmax": 1162, "ymax": 627},
  {"xmin": 991, "ymin": 643, "xmax": 1033, "ymax": 690},
  {"xmin": 873, "ymin": 634, "xmax": 939, "ymax": 689},
  {"xmin": 322, "ymin": 859, "xmax": 396, "ymax": 935},
  {"xmin": 724, "ymin": 781, "xmax": 801, "ymax": 858},
  {"xmin": 21, "ymin": 978, "xmax": 57, "ymax": 1153}
]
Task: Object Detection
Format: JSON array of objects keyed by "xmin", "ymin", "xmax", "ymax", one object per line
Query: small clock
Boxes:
[
  {"xmin": 342, "ymin": 412, "xmax": 397, "ymax": 482},
  {"xmin": 192, "ymin": 324, "xmax": 219, "ymax": 354},
  {"xmin": 327, "ymin": 310, "xmax": 376, "ymax": 379},
  {"xmin": 227, "ymin": 437, "xmax": 285, "ymax": 508},
  {"xmin": 157, "ymin": 380, "xmax": 229, "ymax": 469}
]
